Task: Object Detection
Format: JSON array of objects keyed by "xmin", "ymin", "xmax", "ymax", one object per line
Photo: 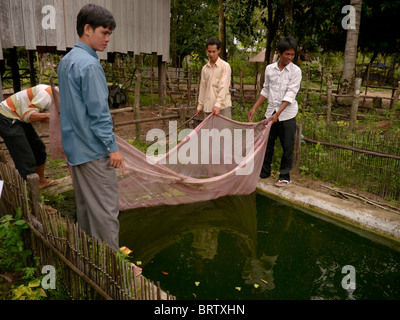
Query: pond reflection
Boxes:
[{"xmin": 119, "ymin": 192, "xmax": 400, "ymax": 300}]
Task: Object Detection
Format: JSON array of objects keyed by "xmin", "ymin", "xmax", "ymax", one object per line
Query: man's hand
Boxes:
[
  {"xmin": 269, "ymin": 112, "xmax": 280, "ymax": 124},
  {"xmin": 248, "ymin": 107, "xmax": 256, "ymax": 122},
  {"xmin": 212, "ymin": 106, "xmax": 220, "ymax": 116},
  {"xmin": 196, "ymin": 109, "xmax": 203, "ymax": 116},
  {"xmin": 109, "ymin": 151, "xmax": 125, "ymax": 173}
]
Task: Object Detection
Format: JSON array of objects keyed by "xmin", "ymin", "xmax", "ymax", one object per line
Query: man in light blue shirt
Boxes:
[{"xmin": 58, "ymin": 4, "xmax": 124, "ymax": 251}]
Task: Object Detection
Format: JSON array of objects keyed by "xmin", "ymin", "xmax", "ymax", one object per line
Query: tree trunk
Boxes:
[
  {"xmin": 260, "ymin": 0, "xmax": 282, "ymax": 88},
  {"xmin": 338, "ymin": 0, "xmax": 362, "ymax": 105},
  {"xmin": 349, "ymin": 77, "xmax": 362, "ymax": 131},
  {"xmin": 282, "ymin": 0, "xmax": 294, "ymax": 36},
  {"xmin": 219, "ymin": 0, "xmax": 227, "ymax": 61}
]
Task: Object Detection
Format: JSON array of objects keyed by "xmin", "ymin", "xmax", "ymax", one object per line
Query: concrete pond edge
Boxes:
[{"xmin": 257, "ymin": 179, "xmax": 400, "ymax": 252}]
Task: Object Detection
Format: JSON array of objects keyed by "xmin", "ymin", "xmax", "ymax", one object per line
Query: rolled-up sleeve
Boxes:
[
  {"xmin": 260, "ymin": 66, "xmax": 270, "ymax": 100},
  {"xmin": 23, "ymin": 88, "xmax": 53, "ymax": 122},
  {"xmin": 282, "ymin": 67, "xmax": 302, "ymax": 104}
]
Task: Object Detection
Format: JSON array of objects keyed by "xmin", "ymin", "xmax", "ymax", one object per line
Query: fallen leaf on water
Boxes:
[
  {"xmin": 195, "ymin": 282, "xmax": 200, "ymax": 286},
  {"xmin": 254, "ymin": 284, "xmax": 260, "ymax": 289},
  {"xmin": 162, "ymin": 271, "xmax": 169, "ymax": 275},
  {"xmin": 235, "ymin": 287, "xmax": 241, "ymax": 291}
]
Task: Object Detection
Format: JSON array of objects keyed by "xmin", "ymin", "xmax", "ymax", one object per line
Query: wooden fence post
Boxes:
[
  {"xmin": 150, "ymin": 54, "xmax": 155, "ymax": 108},
  {"xmin": 293, "ymin": 124, "xmax": 302, "ymax": 174},
  {"xmin": 158, "ymin": 56, "xmax": 167, "ymax": 130},
  {"xmin": 254, "ymin": 63, "xmax": 260, "ymax": 100},
  {"xmin": 390, "ymin": 81, "xmax": 400, "ymax": 126},
  {"xmin": 320, "ymin": 66, "xmax": 325, "ymax": 101},
  {"xmin": 188, "ymin": 68, "xmax": 192, "ymax": 108},
  {"xmin": 240, "ymin": 68, "xmax": 244, "ymax": 105},
  {"xmin": 0, "ymin": 148, "xmax": 6, "ymax": 164},
  {"xmin": 349, "ymin": 77, "xmax": 362, "ymax": 131},
  {"xmin": 326, "ymin": 75, "xmax": 333, "ymax": 123},
  {"xmin": 302, "ymin": 65, "xmax": 310, "ymax": 114},
  {"xmin": 181, "ymin": 69, "xmax": 192, "ymax": 126},
  {"xmin": 134, "ymin": 55, "xmax": 143, "ymax": 139},
  {"xmin": 27, "ymin": 173, "xmax": 41, "ymax": 218},
  {"xmin": 391, "ymin": 81, "xmax": 400, "ymax": 109}
]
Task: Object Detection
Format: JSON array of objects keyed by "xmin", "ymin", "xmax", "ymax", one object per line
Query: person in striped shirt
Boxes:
[{"xmin": 0, "ymin": 85, "xmax": 59, "ymax": 188}]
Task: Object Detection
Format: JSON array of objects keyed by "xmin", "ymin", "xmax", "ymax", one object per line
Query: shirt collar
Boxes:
[
  {"xmin": 75, "ymin": 41, "xmax": 99, "ymax": 59},
  {"xmin": 274, "ymin": 60, "xmax": 292, "ymax": 72},
  {"xmin": 206, "ymin": 57, "xmax": 221, "ymax": 68}
]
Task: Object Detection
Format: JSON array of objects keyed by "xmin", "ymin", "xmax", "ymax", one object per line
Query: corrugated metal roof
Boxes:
[{"xmin": 0, "ymin": 0, "xmax": 170, "ymax": 61}]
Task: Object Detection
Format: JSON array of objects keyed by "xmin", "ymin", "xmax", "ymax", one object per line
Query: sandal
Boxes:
[{"xmin": 275, "ymin": 179, "xmax": 291, "ymax": 187}]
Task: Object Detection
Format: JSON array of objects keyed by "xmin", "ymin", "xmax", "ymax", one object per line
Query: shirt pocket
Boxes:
[
  {"xmin": 280, "ymin": 79, "xmax": 289, "ymax": 92},
  {"xmin": 211, "ymin": 69, "xmax": 223, "ymax": 89}
]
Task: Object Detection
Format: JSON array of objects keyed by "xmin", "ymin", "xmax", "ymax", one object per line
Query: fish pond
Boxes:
[{"xmin": 119, "ymin": 192, "xmax": 400, "ymax": 300}]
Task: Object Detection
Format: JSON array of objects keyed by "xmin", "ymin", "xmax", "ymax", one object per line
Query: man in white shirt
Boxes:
[
  {"xmin": 248, "ymin": 36, "xmax": 302, "ymax": 187},
  {"xmin": 196, "ymin": 38, "xmax": 232, "ymax": 119}
]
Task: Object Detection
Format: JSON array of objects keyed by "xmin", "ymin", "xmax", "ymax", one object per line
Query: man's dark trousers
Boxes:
[
  {"xmin": 260, "ymin": 116, "xmax": 296, "ymax": 181},
  {"xmin": 0, "ymin": 114, "xmax": 46, "ymax": 179}
]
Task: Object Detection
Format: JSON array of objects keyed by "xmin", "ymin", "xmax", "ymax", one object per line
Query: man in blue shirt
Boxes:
[{"xmin": 58, "ymin": 4, "xmax": 124, "ymax": 250}]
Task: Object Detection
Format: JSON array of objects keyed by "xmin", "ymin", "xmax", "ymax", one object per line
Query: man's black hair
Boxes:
[
  {"xmin": 77, "ymin": 4, "xmax": 116, "ymax": 37},
  {"xmin": 277, "ymin": 36, "xmax": 297, "ymax": 54},
  {"xmin": 206, "ymin": 38, "xmax": 222, "ymax": 50}
]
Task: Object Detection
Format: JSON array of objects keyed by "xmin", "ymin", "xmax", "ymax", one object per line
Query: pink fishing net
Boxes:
[
  {"xmin": 49, "ymin": 85, "xmax": 272, "ymax": 211},
  {"xmin": 117, "ymin": 115, "xmax": 271, "ymax": 210}
]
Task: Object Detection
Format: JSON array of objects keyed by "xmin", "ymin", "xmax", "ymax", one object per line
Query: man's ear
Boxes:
[{"xmin": 84, "ymin": 24, "xmax": 93, "ymax": 36}]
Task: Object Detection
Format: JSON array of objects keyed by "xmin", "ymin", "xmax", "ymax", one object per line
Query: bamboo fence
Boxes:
[
  {"xmin": 0, "ymin": 162, "xmax": 175, "ymax": 300},
  {"xmin": 299, "ymin": 120, "xmax": 400, "ymax": 201}
]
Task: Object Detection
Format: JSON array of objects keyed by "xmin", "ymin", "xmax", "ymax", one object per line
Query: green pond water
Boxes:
[{"xmin": 119, "ymin": 192, "xmax": 400, "ymax": 300}]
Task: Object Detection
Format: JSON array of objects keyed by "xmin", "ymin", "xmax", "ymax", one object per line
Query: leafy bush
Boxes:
[{"xmin": 0, "ymin": 209, "xmax": 31, "ymax": 271}]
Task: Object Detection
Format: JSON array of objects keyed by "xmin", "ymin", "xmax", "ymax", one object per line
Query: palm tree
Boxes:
[{"xmin": 338, "ymin": 0, "xmax": 363, "ymax": 104}]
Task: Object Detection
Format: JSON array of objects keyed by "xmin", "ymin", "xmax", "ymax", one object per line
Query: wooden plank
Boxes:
[
  {"xmin": 126, "ymin": 0, "xmax": 135, "ymax": 54},
  {"xmin": 151, "ymin": 0, "xmax": 158, "ymax": 54},
  {"xmin": 140, "ymin": 0, "xmax": 151, "ymax": 54},
  {"xmin": 43, "ymin": 0, "xmax": 57, "ymax": 47},
  {"xmin": 54, "ymin": 0, "xmax": 66, "ymax": 51},
  {"xmin": 158, "ymin": 0, "xmax": 170, "ymax": 62},
  {"xmin": 163, "ymin": 0, "xmax": 171, "ymax": 62},
  {"xmin": 73, "ymin": 0, "xmax": 84, "ymax": 44},
  {"xmin": 158, "ymin": 0, "xmax": 165, "ymax": 60},
  {"xmin": 105, "ymin": 0, "xmax": 115, "ymax": 53},
  {"xmin": 33, "ymin": 0, "xmax": 46, "ymax": 46},
  {"xmin": 132, "ymin": 0, "xmax": 140, "ymax": 55},
  {"xmin": 63, "ymin": 0, "xmax": 75, "ymax": 48},
  {"xmin": 119, "ymin": 0, "xmax": 128, "ymax": 54},
  {"xmin": 111, "ymin": 0, "xmax": 121, "ymax": 53},
  {"xmin": 94, "ymin": 0, "xmax": 108, "ymax": 59},
  {"xmin": 21, "ymin": 0, "xmax": 37, "ymax": 50},
  {"xmin": 0, "ymin": 0, "xmax": 14, "ymax": 48},
  {"xmin": 10, "ymin": 0, "xmax": 25, "ymax": 47}
]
